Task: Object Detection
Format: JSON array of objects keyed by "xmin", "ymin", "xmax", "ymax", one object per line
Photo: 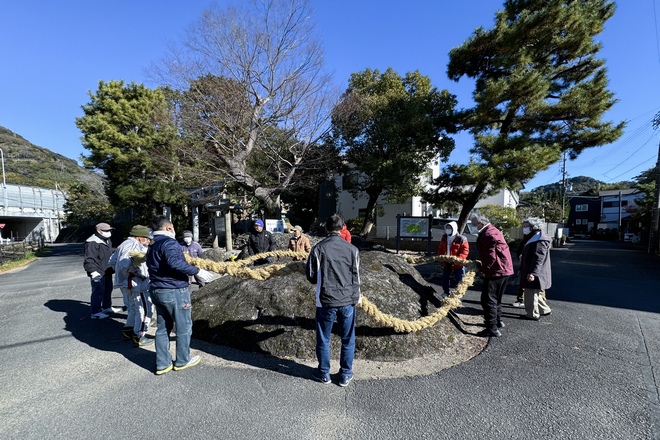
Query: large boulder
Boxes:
[{"xmin": 191, "ymin": 249, "xmax": 470, "ymax": 362}]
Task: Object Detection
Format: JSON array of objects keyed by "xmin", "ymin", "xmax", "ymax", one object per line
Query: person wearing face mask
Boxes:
[
  {"xmin": 109, "ymin": 225, "xmax": 155, "ymax": 346},
  {"xmin": 83, "ymin": 222, "xmax": 120, "ymax": 319},
  {"xmin": 435, "ymin": 221, "xmax": 469, "ymax": 298},
  {"xmin": 519, "ymin": 217, "xmax": 552, "ymax": 320},
  {"xmin": 513, "ymin": 223, "xmax": 536, "ymax": 307},
  {"xmin": 180, "ymin": 231, "xmax": 206, "ymax": 287},
  {"xmin": 147, "ymin": 216, "xmax": 214, "ymax": 375},
  {"xmin": 470, "ymin": 213, "xmax": 514, "ymax": 337}
]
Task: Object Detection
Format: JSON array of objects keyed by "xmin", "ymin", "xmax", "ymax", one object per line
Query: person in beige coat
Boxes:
[{"xmin": 288, "ymin": 225, "xmax": 311, "ymax": 260}]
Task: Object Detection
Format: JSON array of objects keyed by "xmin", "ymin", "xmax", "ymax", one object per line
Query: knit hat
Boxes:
[
  {"xmin": 129, "ymin": 225, "xmax": 151, "ymax": 238},
  {"xmin": 254, "ymin": 219, "xmax": 264, "ymax": 227},
  {"xmin": 183, "ymin": 231, "xmax": 193, "ymax": 238}
]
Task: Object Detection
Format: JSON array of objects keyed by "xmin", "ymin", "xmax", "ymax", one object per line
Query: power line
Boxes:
[{"xmin": 605, "ymin": 156, "xmax": 657, "ymax": 182}]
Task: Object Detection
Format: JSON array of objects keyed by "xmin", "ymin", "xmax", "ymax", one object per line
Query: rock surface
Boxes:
[{"xmin": 191, "ymin": 249, "xmax": 483, "ymax": 363}]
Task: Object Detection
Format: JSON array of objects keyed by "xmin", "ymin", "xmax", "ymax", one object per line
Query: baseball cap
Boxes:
[{"xmin": 96, "ymin": 222, "xmax": 114, "ymax": 231}]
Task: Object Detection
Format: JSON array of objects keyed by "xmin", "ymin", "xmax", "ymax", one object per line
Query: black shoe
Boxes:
[
  {"xmin": 497, "ymin": 321, "xmax": 505, "ymax": 328},
  {"xmin": 477, "ymin": 328, "xmax": 502, "ymax": 337},
  {"xmin": 121, "ymin": 327, "xmax": 133, "ymax": 341},
  {"xmin": 520, "ymin": 315, "xmax": 540, "ymax": 321}
]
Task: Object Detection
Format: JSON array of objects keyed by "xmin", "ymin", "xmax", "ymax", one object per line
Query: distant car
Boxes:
[
  {"xmin": 431, "ymin": 218, "xmax": 477, "ymax": 242},
  {"xmin": 623, "ymin": 228, "xmax": 640, "ymax": 244}
]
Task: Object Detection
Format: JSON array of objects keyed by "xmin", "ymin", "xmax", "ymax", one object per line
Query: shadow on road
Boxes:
[{"xmin": 44, "ymin": 299, "xmax": 154, "ymax": 372}]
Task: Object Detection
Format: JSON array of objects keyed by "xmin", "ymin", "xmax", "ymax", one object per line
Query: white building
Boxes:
[{"xmin": 332, "ymin": 163, "xmax": 518, "ymax": 239}]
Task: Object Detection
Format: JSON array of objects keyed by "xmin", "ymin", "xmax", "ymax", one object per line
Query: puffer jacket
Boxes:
[
  {"xmin": 247, "ymin": 230, "xmax": 275, "ymax": 256},
  {"xmin": 147, "ymin": 232, "xmax": 200, "ymax": 289},
  {"xmin": 306, "ymin": 232, "xmax": 360, "ymax": 308},
  {"xmin": 476, "ymin": 223, "xmax": 514, "ymax": 278},
  {"xmin": 436, "ymin": 221, "xmax": 469, "ymax": 269}
]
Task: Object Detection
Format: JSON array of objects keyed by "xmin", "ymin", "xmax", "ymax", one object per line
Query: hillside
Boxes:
[
  {"xmin": 0, "ymin": 125, "xmax": 104, "ymax": 192},
  {"xmin": 527, "ymin": 175, "xmax": 635, "ymax": 195}
]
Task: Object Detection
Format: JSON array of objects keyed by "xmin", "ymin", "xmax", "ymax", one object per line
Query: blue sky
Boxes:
[{"xmin": 1, "ymin": 1, "xmax": 659, "ymax": 191}]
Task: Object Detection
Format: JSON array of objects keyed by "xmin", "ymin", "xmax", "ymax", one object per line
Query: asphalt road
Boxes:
[{"xmin": 1, "ymin": 240, "xmax": 659, "ymax": 439}]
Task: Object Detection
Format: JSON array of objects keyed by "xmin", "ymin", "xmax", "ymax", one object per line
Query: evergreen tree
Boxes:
[
  {"xmin": 76, "ymin": 80, "xmax": 183, "ymax": 222},
  {"xmin": 424, "ymin": 0, "xmax": 625, "ymax": 231},
  {"xmin": 329, "ymin": 68, "xmax": 456, "ymax": 236}
]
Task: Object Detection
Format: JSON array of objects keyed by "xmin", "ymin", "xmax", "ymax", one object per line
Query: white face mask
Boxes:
[
  {"xmin": 445, "ymin": 228, "xmax": 453, "ymax": 235},
  {"xmin": 99, "ymin": 231, "xmax": 112, "ymax": 239},
  {"xmin": 183, "ymin": 237, "xmax": 192, "ymax": 244},
  {"xmin": 523, "ymin": 227, "xmax": 531, "ymax": 235}
]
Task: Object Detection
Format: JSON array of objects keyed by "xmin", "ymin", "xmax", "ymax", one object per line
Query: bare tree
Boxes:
[{"xmin": 156, "ymin": 0, "xmax": 337, "ymax": 215}]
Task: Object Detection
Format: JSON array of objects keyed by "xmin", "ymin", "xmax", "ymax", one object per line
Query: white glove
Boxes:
[
  {"xmin": 130, "ymin": 279, "xmax": 138, "ymax": 289},
  {"xmin": 196, "ymin": 269, "xmax": 214, "ymax": 283},
  {"xmin": 90, "ymin": 271, "xmax": 102, "ymax": 282}
]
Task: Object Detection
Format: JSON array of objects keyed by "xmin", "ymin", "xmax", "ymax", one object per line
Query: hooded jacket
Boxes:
[
  {"xmin": 83, "ymin": 233, "xmax": 113, "ymax": 276},
  {"xmin": 476, "ymin": 223, "xmax": 514, "ymax": 278},
  {"xmin": 519, "ymin": 230, "xmax": 552, "ymax": 290},
  {"xmin": 306, "ymin": 232, "xmax": 360, "ymax": 307},
  {"xmin": 436, "ymin": 221, "xmax": 469, "ymax": 269}
]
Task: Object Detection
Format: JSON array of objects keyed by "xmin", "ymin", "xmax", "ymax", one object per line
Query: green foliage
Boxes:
[
  {"xmin": 329, "ymin": 68, "xmax": 456, "ymax": 234},
  {"xmin": 63, "ymin": 182, "xmax": 113, "ymax": 226},
  {"xmin": 425, "ymin": 0, "xmax": 624, "ymax": 230},
  {"xmin": 479, "ymin": 205, "xmax": 521, "ymax": 230},
  {"xmin": 76, "ymin": 80, "xmax": 186, "ymax": 223}
]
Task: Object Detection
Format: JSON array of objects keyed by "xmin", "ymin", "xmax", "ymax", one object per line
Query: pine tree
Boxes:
[{"xmin": 424, "ymin": 0, "xmax": 625, "ymax": 230}]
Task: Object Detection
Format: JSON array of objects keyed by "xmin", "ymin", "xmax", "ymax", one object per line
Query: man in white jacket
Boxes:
[{"xmin": 109, "ymin": 225, "xmax": 154, "ymax": 347}]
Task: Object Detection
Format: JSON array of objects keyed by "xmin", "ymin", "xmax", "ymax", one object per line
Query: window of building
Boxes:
[{"xmin": 575, "ymin": 204, "xmax": 588, "ymax": 212}]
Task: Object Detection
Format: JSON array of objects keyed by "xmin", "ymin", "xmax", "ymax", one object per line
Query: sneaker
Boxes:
[
  {"xmin": 339, "ymin": 374, "xmax": 353, "ymax": 387},
  {"xmin": 90, "ymin": 312, "xmax": 109, "ymax": 319},
  {"xmin": 477, "ymin": 328, "xmax": 502, "ymax": 337},
  {"xmin": 173, "ymin": 355, "xmax": 201, "ymax": 371},
  {"xmin": 512, "ymin": 300, "xmax": 525, "ymax": 308},
  {"xmin": 520, "ymin": 315, "xmax": 540, "ymax": 321},
  {"xmin": 102, "ymin": 307, "xmax": 121, "ymax": 314},
  {"xmin": 155, "ymin": 364, "xmax": 173, "ymax": 375},
  {"xmin": 133, "ymin": 335, "xmax": 154, "ymax": 347},
  {"xmin": 312, "ymin": 371, "xmax": 331, "ymax": 385},
  {"xmin": 497, "ymin": 321, "xmax": 505, "ymax": 328}
]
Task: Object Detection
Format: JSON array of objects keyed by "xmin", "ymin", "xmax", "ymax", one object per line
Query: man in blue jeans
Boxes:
[
  {"xmin": 147, "ymin": 216, "xmax": 213, "ymax": 375},
  {"xmin": 306, "ymin": 214, "xmax": 361, "ymax": 387}
]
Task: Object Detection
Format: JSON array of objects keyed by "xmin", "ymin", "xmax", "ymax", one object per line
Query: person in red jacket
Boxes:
[
  {"xmin": 471, "ymin": 213, "xmax": 514, "ymax": 338},
  {"xmin": 340, "ymin": 224, "xmax": 352, "ymax": 243},
  {"xmin": 436, "ymin": 221, "xmax": 469, "ymax": 298}
]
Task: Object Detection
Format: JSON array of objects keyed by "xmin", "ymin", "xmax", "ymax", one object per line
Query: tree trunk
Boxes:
[
  {"xmin": 456, "ymin": 182, "xmax": 487, "ymax": 233},
  {"xmin": 359, "ymin": 187, "xmax": 383, "ymax": 237}
]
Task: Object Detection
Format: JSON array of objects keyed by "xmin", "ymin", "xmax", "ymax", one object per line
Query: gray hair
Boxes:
[
  {"xmin": 523, "ymin": 217, "xmax": 545, "ymax": 231},
  {"xmin": 470, "ymin": 213, "xmax": 490, "ymax": 225}
]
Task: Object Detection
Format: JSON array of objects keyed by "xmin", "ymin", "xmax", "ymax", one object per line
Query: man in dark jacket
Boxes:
[
  {"xmin": 306, "ymin": 214, "xmax": 360, "ymax": 387},
  {"xmin": 247, "ymin": 219, "xmax": 275, "ymax": 265},
  {"xmin": 83, "ymin": 222, "xmax": 119, "ymax": 319},
  {"xmin": 147, "ymin": 216, "xmax": 213, "ymax": 375},
  {"xmin": 513, "ymin": 227, "xmax": 536, "ymax": 307},
  {"xmin": 471, "ymin": 214, "xmax": 514, "ymax": 337},
  {"xmin": 519, "ymin": 217, "xmax": 553, "ymax": 320}
]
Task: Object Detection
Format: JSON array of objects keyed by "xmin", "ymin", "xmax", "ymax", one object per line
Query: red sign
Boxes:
[{"xmin": 0, "ymin": 224, "xmax": 5, "ymax": 229}]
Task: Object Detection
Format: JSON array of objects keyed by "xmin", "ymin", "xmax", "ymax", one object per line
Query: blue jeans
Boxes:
[
  {"xmin": 150, "ymin": 287, "xmax": 193, "ymax": 370},
  {"xmin": 442, "ymin": 266, "xmax": 465, "ymax": 294},
  {"xmin": 90, "ymin": 274, "xmax": 113, "ymax": 314},
  {"xmin": 315, "ymin": 305, "xmax": 356, "ymax": 379}
]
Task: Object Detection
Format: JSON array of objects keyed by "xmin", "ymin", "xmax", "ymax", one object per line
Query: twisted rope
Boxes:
[{"xmin": 180, "ymin": 251, "xmax": 478, "ymax": 333}]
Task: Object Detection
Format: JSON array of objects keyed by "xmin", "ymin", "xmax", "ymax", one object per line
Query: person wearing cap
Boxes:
[
  {"xmin": 147, "ymin": 215, "xmax": 214, "ymax": 375},
  {"xmin": 180, "ymin": 230, "xmax": 206, "ymax": 287},
  {"xmin": 247, "ymin": 219, "xmax": 276, "ymax": 265},
  {"xmin": 288, "ymin": 225, "xmax": 311, "ymax": 261},
  {"xmin": 108, "ymin": 225, "xmax": 154, "ymax": 346},
  {"xmin": 83, "ymin": 222, "xmax": 119, "ymax": 319}
]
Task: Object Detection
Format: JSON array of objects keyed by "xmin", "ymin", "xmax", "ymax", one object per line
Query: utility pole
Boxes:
[
  {"xmin": 560, "ymin": 151, "xmax": 567, "ymax": 224},
  {"xmin": 649, "ymin": 140, "xmax": 660, "ymax": 254}
]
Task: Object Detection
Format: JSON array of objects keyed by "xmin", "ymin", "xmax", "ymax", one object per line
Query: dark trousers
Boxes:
[{"xmin": 481, "ymin": 275, "xmax": 510, "ymax": 328}]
